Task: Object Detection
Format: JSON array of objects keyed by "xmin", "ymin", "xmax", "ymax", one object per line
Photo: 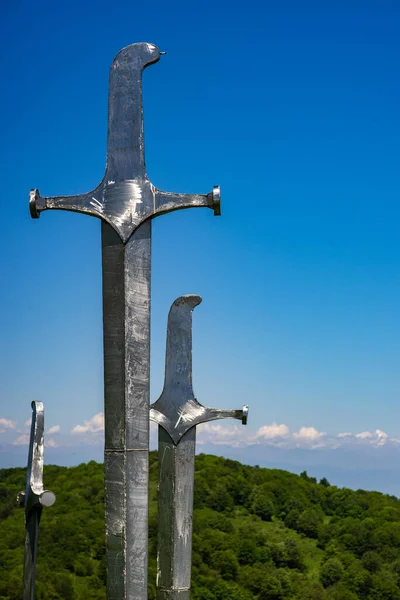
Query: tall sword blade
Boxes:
[
  {"xmin": 102, "ymin": 220, "xmax": 151, "ymax": 599},
  {"xmin": 151, "ymin": 296, "xmax": 248, "ymax": 599}
]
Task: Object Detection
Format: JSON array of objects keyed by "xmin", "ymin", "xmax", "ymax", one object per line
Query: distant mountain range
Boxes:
[{"xmin": 2, "ymin": 438, "xmax": 400, "ymax": 496}]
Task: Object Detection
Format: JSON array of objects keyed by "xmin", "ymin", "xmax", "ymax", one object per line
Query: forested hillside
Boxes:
[{"xmin": 1, "ymin": 453, "xmax": 400, "ymax": 599}]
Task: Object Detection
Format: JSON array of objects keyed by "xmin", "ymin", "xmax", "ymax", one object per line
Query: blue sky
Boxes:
[{"xmin": 1, "ymin": 0, "xmax": 400, "ymax": 491}]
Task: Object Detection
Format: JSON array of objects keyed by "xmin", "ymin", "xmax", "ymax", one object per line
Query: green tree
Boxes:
[
  {"xmin": 54, "ymin": 572, "xmax": 76, "ymax": 599},
  {"xmin": 325, "ymin": 584, "xmax": 358, "ymax": 599},
  {"xmin": 250, "ymin": 486, "xmax": 275, "ymax": 521},
  {"xmin": 297, "ymin": 508, "xmax": 324, "ymax": 538},
  {"xmin": 300, "ymin": 471, "xmax": 317, "ymax": 484},
  {"xmin": 361, "ymin": 551, "xmax": 382, "ymax": 573},
  {"xmin": 212, "ymin": 549, "xmax": 239, "ymax": 580},
  {"xmin": 320, "ymin": 477, "xmax": 331, "ymax": 488},
  {"xmin": 320, "ymin": 558, "xmax": 344, "ymax": 587},
  {"xmin": 284, "ymin": 509, "xmax": 300, "ymax": 530}
]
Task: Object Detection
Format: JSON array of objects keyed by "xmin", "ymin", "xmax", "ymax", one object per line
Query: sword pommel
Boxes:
[
  {"xmin": 29, "ymin": 189, "xmax": 41, "ymax": 219},
  {"xmin": 210, "ymin": 185, "xmax": 221, "ymax": 216}
]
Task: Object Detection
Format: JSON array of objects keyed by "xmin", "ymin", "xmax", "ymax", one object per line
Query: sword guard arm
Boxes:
[
  {"xmin": 30, "ymin": 188, "xmax": 100, "ymax": 220},
  {"xmin": 154, "ymin": 185, "xmax": 220, "ymax": 217},
  {"xmin": 203, "ymin": 404, "xmax": 248, "ymax": 426}
]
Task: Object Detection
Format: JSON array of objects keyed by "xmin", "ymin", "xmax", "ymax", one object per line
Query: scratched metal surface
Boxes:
[
  {"xmin": 102, "ymin": 224, "xmax": 126, "ymax": 598},
  {"xmin": 157, "ymin": 427, "xmax": 194, "ymax": 600},
  {"xmin": 151, "ymin": 296, "xmax": 248, "ymax": 599},
  {"xmin": 102, "ymin": 220, "xmax": 151, "ymax": 599},
  {"xmin": 30, "ymin": 42, "xmax": 220, "ymax": 599},
  {"xmin": 19, "ymin": 402, "xmax": 55, "ymax": 600}
]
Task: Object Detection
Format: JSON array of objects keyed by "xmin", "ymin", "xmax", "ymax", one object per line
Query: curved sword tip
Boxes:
[
  {"xmin": 112, "ymin": 42, "xmax": 162, "ymax": 69},
  {"xmin": 172, "ymin": 295, "xmax": 202, "ymax": 310}
]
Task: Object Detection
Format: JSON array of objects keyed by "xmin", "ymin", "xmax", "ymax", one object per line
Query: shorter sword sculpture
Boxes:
[
  {"xmin": 17, "ymin": 401, "xmax": 56, "ymax": 600},
  {"xmin": 150, "ymin": 295, "xmax": 248, "ymax": 600}
]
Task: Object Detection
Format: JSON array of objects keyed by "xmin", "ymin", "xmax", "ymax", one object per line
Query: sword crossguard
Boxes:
[
  {"xmin": 17, "ymin": 402, "xmax": 56, "ymax": 515},
  {"xmin": 30, "ymin": 43, "xmax": 220, "ymax": 242},
  {"xmin": 150, "ymin": 295, "xmax": 248, "ymax": 444}
]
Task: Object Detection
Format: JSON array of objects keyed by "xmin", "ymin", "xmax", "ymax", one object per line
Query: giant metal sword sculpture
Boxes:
[
  {"xmin": 151, "ymin": 295, "xmax": 248, "ymax": 600},
  {"xmin": 17, "ymin": 402, "xmax": 56, "ymax": 600},
  {"xmin": 29, "ymin": 43, "xmax": 220, "ymax": 599}
]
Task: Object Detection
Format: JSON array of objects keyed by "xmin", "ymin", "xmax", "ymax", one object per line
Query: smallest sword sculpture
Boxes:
[
  {"xmin": 151, "ymin": 295, "xmax": 248, "ymax": 600},
  {"xmin": 17, "ymin": 402, "xmax": 56, "ymax": 600}
]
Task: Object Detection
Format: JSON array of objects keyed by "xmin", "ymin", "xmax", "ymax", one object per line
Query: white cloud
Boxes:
[
  {"xmin": 0, "ymin": 418, "xmax": 15, "ymax": 430},
  {"xmin": 58, "ymin": 411, "xmax": 399, "ymax": 455},
  {"xmin": 72, "ymin": 413, "xmax": 104, "ymax": 435},
  {"xmin": 46, "ymin": 438, "xmax": 58, "ymax": 448},
  {"xmin": 293, "ymin": 426, "xmax": 325, "ymax": 440},
  {"xmin": 338, "ymin": 430, "xmax": 389, "ymax": 447},
  {"xmin": 47, "ymin": 425, "xmax": 60, "ymax": 435},
  {"xmin": 12, "ymin": 434, "xmax": 30, "ymax": 446},
  {"xmin": 356, "ymin": 431, "xmax": 373, "ymax": 439},
  {"xmin": 375, "ymin": 429, "xmax": 388, "ymax": 447},
  {"xmin": 25, "ymin": 419, "xmax": 31, "ymax": 427},
  {"xmin": 256, "ymin": 422, "xmax": 289, "ymax": 439},
  {"xmin": 193, "ymin": 420, "xmax": 394, "ymax": 452},
  {"xmin": 197, "ymin": 422, "xmax": 244, "ymax": 447}
]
